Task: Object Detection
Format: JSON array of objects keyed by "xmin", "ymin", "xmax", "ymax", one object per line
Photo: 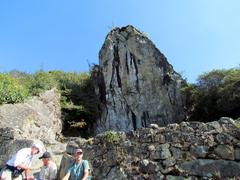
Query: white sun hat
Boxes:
[{"xmin": 32, "ymin": 142, "xmax": 43, "ymax": 153}]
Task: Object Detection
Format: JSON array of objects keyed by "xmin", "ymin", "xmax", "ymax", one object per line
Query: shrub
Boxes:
[
  {"xmin": 49, "ymin": 70, "xmax": 99, "ymax": 137},
  {"xmin": 0, "ymin": 74, "xmax": 29, "ymax": 104},
  {"xmin": 8, "ymin": 70, "xmax": 34, "ymax": 91},
  {"xmin": 235, "ymin": 118, "xmax": 240, "ymax": 128},
  {"xmin": 183, "ymin": 68, "xmax": 240, "ymax": 122},
  {"xmin": 104, "ymin": 130, "xmax": 122, "ymax": 144},
  {"xmin": 29, "ymin": 71, "xmax": 56, "ymax": 95}
]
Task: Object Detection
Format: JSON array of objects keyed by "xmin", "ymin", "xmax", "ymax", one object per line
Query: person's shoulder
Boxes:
[
  {"xmin": 83, "ymin": 160, "xmax": 89, "ymax": 163},
  {"xmin": 83, "ymin": 160, "xmax": 89, "ymax": 165},
  {"xmin": 17, "ymin": 147, "xmax": 31, "ymax": 154},
  {"xmin": 49, "ymin": 161, "xmax": 57, "ymax": 169},
  {"xmin": 82, "ymin": 160, "xmax": 90, "ymax": 168}
]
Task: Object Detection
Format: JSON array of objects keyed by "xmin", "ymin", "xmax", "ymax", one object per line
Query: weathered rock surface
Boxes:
[
  {"xmin": 0, "ymin": 89, "xmax": 65, "ymax": 172},
  {"xmin": 59, "ymin": 117, "xmax": 240, "ymax": 179},
  {"xmin": 0, "ymin": 88, "xmax": 62, "ymax": 143},
  {"xmin": 92, "ymin": 25, "xmax": 186, "ymax": 133}
]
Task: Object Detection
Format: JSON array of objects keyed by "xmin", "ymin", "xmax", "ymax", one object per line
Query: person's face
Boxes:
[
  {"xmin": 42, "ymin": 158, "xmax": 49, "ymax": 166},
  {"xmin": 74, "ymin": 151, "xmax": 83, "ymax": 161},
  {"xmin": 31, "ymin": 147, "xmax": 39, "ymax": 155}
]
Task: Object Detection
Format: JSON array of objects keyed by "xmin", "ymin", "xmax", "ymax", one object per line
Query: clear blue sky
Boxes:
[{"xmin": 0, "ymin": 0, "xmax": 239, "ymax": 83}]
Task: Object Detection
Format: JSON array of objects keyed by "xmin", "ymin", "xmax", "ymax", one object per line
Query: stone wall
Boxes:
[{"xmin": 59, "ymin": 117, "xmax": 240, "ymax": 179}]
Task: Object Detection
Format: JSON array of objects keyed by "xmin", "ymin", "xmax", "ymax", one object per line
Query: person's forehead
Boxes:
[
  {"xmin": 75, "ymin": 148, "xmax": 83, "ymax": 153},
  {"xmin": 75, "ymin": 152, "xmax": 83, "ymax": 154}
]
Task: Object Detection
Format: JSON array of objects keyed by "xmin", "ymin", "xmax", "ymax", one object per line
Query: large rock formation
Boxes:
[
  {"xmin": 92, "ymin": 25, "xmax": 186, "ymax": 133},
  {"xmin": 59, "ymin": 117, "xmax": 240, "ymax": 179}
]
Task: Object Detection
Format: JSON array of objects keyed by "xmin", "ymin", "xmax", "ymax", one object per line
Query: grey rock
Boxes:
[
  {"xmin": 139, "ymin": 159, "xmax": 157, "ymax": 174},
  {"xmin": 190, "ymin": 145, "xmax": 209, "ymax": 158},
  {"xmin": 92, "ymin": 25, "xmax": 186, "ymax": 133},
  {"xmin": 214, "ymin": 145, "xmax": 234, "ymax": 160},
  {"xmin": 170, "ymin": 147, "xmax": 183, "ymax": 159},
  {"xmin": 235, "ymin": 148, "xmax": 240, "ymax": 160},
  {"xmin": 215, "ymin": 133, "xmax": 235, "ymax": 144},
  {"xmin": 207, "ymin": 121, "xmax": 222, "ymax": 133},
  {"xmin": 150, "ymin": 143, "xmax": 171, "ymax": 160},
  {"xmin": 162, "ymin": 157, "xmax": 176, "ymax": 168},
  {"xmin": 0, "ymin": 88, "xmax": 62, "ymax": 143},
  {"xmin": 180, "ymin": 159, "xmax": 240, "ymax": 178},
  {"xmin": 166, "ymin": 176, "xmax": 195, "ymax": 180}
]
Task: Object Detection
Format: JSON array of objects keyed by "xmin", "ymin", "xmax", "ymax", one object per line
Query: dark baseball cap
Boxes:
[{"xmin": 39, "ymin": 151, "xmax": 51, "ymax": 159}]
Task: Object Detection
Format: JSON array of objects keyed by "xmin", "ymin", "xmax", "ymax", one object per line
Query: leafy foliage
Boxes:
[
  {"xmin": 29, "ymin": 70, "xmax": 57, "ymax": 95},
  {"xmin": 0, "ymin": 73, "xmax": 29, "ymax": 104},
  {"xmin": 235, "ymin": 118, "xmax": 240, "ymax": 128},
  {"xmin": 183, "ymin": 68, "xmax": 240, "ymax": 122},
  {"xmin": 104, "ymin": 130, "xmax": 122, "ymax": 144},
  {"xmin": 0, "ymin": 70, "xmax": 98, "ymax": 137},
  {"xmin": 49, "ymin": 70, "xmax": 99, "ymax": 137}
]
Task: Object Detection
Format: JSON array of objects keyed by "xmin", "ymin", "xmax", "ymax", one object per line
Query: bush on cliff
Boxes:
[
  {"xmin": 0, "ymin": 73, "xmax": 29, "ymax": 104},
  {"xmin": 29, "ymin": 70, "xmax": 57, "ymax": 95},
  {"xmin": 49, "ymin": 70, "xmax": 99, "ymax": 137}
]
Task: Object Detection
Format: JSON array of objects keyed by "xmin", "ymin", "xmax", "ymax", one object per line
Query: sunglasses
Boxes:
[{"xmin": 76, "ymin": 152, "xmax": 82, "ymax": 155}]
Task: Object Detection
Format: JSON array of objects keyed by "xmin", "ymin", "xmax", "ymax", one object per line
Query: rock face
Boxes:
[
  {"xmin": 0, "ymin": 89, "xmax": 65, "ymax": 170},
  {"xmin": 0, "ymin": 88, "xmax": 62, "ymax": 143},
  {"xmin": 59, "ymin": 117, "xmax": 240, "ymax": 179},
  {"xmin": 92, "ymin": 25, "xmax": 186, "ymax": 133}
]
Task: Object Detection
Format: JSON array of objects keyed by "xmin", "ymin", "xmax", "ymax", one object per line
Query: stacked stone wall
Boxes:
[{"xmin": 60, "ymin": 117, "xmax": 240, "ymax": 179}]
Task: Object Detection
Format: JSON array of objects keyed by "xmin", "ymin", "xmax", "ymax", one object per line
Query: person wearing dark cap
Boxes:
[
  {"xmin": 0, "ymin": 142, "xmax": 42, "ymax": 180},
  {"xmin": 37, "ymin": 152, "xmax": 57, "ymax": 180},
  {"xmin": 62, "ymin": 148, "xmax": 90, "ymax": 180}
]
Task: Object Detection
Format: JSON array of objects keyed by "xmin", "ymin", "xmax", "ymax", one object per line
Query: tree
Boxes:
[{"xmin": 184, "ymin": 68, "xmax": 240, "ymax": 122}]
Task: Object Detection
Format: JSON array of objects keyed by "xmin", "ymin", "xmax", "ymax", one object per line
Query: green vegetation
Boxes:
[
  {"xmin": 183, "ymin": 68, "xmax": 240, "ymax": 122},
  {"xmin": 30, "ymin": 70, "xmax": 56, "ymax": 95},
  {"xmin": 49, "ymin": 70, "xmax": 99, "ymax": 137},
  {"xmin": 103, "ymin": 130, "xmax": 125, "ymax": 163},
  {"xmin": 0, "ymin": 73, "xmax": 29, "ymax": 104},
  {"xmin": 104, "ymin": 130, "xmax": 122, "ymax": 144},
  {"xmin": 235, "ymin": 118, "xmax": 240, "ymax": 128},
  {"xmin": 0, "ymin": 70, "xmax": 99, "ymax": 137}
]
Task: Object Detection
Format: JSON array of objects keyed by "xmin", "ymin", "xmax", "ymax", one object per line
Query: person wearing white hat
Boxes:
[{"xmin": 0, "ymin": 143, "xmax": 41, "ymax": 180}]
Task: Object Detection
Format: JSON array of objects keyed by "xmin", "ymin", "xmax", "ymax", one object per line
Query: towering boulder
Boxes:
[{"xmin": 92, "ymin": 25, "xmax": 186, "ymax": 133}]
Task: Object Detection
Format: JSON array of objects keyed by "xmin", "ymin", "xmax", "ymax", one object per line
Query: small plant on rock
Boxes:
[
  {"xmin": 104, "ymin": 130, "xmax": 122, "ymax": 144},
  {"xmin": 235, "ymin": 118, "xmax": 240, "ymax": 128}
]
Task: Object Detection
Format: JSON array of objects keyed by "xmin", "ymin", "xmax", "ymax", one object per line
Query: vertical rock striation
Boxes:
[{"xmin": 92, "ymin": 25, "xmax": 186, "ymax": 133}]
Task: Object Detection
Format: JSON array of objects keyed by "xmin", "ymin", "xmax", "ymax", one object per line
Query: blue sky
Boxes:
[{"xmin": 0, "ymin": 1, "xmax": 239, "ymax": 83}]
